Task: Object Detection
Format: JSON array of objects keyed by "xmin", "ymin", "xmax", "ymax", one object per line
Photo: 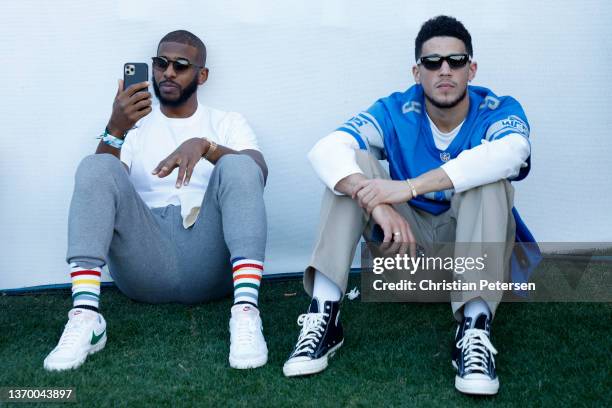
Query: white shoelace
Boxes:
[
  {"xmin": 456, "ymin": 328, "xmax": 498, "ymax": 375},
  {"xmin": 291, "ymin": 312, "xmax": 328, "ymax": 356},
  {"xmin": 57, "ymin": 317, "xmax": 88, "ymax": 349},
  {"xmin": 233, "ymin": 317, "xmax": 259, "ymax": 346}
]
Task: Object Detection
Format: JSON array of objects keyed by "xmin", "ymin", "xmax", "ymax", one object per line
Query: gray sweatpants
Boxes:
[{"xmin": 66, "ymin": 153, "xmax": 267, "ymax": 304}]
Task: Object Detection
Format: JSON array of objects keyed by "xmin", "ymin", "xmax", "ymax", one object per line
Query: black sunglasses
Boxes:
[
  {"xmin": 418, "ymin": 54, "xmax": 470, "ymax": 70},
  {"xmin": 152, "ymin": 56, "xmax": 203, "ymax": 72}
]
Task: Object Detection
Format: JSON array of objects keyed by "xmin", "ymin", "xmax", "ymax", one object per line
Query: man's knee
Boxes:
[
  {"xmin": 456, "ymin": 179, "xmax": 514, "ymax": 202},
  {"xmin": 75, "ymin": 154, "xmax": 124, "ymax": 186},
  {"xmin": 354, "ymin": 149, "xmax": 374, "ymax": 166},
  {"xmin": 451, "ymin": 179, "xmax": 515, "ymax": 227},
  {"xmin": 214, "ymin": 154, "xmax": 264, "ymax": 187},
  {"xmin": 479, "ymin": 179, "xmax": 512, "ymax": 192},
  {"xmin": 354, "ymin": 150, "xmax": 388, "ymax": 179}
]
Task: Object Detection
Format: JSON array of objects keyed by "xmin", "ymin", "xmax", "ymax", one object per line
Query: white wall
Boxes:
[{"xmin": 1, "ymin": 0, "xmax": 611, "ymax": 289}]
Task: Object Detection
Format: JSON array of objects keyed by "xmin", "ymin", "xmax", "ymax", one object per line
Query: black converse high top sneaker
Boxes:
[
  {"xmin": 453, "ymin": 313, "xmax": 499, "ymax": 395},
  {"xmin": 283, "ymin": 297, "xmax": 344, "ymax": 377}
]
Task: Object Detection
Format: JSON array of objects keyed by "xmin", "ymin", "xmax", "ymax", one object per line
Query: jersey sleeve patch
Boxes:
[
  {"xmin": 336, "ymin": 112, "xmax": 384, "ymax": 151},
  {"xmin": 486, "ymin": 115, "xmax": 530, "ymax": 141}
]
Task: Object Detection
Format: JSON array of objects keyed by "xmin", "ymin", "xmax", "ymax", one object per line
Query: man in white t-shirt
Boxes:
[
  {"xmin": 44, "ymin": 30, "xmax": 269, "ymax": 371},
  {"xmin": 283, "ymin": 16, "xmax": 534, "ymax": 396}
]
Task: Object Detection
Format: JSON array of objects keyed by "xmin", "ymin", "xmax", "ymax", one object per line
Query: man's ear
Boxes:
[
  {"xmin": 468, "ymin": 61, "xmax": 477, "ymax": 82},
  {"xmin": 198, "ymin": 68, "xmax": 209, "ymax": 85},
  {"xmin": 412, "ymin": 65, "xmax": 420, "ymax": 84}
]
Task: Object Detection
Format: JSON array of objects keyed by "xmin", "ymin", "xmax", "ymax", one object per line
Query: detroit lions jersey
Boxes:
[{"xmin": 336, "ymin": 84, "xmax": 531, "ymax": 215}]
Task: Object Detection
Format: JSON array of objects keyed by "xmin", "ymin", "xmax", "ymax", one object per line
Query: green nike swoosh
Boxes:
[{"xmin": 91, "ymin": 329, "xmax": 106, "ymax": 345}]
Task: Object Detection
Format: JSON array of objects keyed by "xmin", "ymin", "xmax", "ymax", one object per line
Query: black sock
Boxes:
[
  {"xmin": 233, "ymin": 300, "xmax": 258, "ymax": 309},
  {"xmin": 74, "ymin": 305, "xmax": 99, "ymax": 313}
]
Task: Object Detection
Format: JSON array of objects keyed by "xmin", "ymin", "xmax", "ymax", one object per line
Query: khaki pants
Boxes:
[{"xmin": 304, "ymin": 151, "xmax": 516, "ymax": 321}]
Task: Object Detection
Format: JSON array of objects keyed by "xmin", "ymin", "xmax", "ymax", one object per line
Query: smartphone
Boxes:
[{"xmin": 123, "ymin": 63, "xmax": 148, "ymax": 91}]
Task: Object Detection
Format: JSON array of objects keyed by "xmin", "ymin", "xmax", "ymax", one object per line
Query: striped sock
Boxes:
[
  {"xmin": 232, "ymin": 257, "xmax": 263, "ymax": 307},
  {"xmin": 70, "ymin": 263, "xmax": 101, "ymax": 312}
]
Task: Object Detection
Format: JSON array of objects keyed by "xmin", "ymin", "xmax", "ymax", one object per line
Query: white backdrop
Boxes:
[{"xmin": 1, "ymin": 0, "xmax": 611, "ymax": 290}]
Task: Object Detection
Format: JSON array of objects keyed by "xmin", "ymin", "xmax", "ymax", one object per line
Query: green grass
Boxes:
[{"xmin": 0, "ymin": 276, "xmax": 610, "ymax": 407}]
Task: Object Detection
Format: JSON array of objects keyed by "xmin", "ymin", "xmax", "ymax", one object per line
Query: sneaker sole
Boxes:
[
  {"xmin": 282, "ymin": 340, "xmax": 344, "ymax": 377},
  {"xmin": 229, "ymin": 352, "xmax": 268, "ymax": 369},
  {"xmin": 451, "ymin": 360, "xmax": 499, "ymax": 395},
  {"xmin": 43, "ymin": 335, "xmax": 107, "ymax": 372}
]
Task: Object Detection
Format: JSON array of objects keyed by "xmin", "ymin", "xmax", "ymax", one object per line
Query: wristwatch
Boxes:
[{"xmin": 202, "ymin": 137, "xmax": 218, "ymax": 160}]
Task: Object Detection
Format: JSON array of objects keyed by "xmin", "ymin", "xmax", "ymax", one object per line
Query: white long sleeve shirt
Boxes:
[{"xmin": 308, "ymin": 112, "xmax": 530, "ymax": 195}]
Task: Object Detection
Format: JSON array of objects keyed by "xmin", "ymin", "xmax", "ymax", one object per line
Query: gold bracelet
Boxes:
[
  {"xmin": 204, "ymin": 138, "xmax": 218, "ymax": 161},
  {"xmin": 405, "ymin": 178, "xmax": 418, "ymax": 198}
]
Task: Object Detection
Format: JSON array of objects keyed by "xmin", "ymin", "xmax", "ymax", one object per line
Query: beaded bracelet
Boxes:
[{"xmin": 97, "ymin": 128, "xmax": 125, "ymax": 149}]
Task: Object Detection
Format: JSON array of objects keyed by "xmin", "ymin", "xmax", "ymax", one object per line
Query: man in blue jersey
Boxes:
[{"xmin": 283, "ymin": 16, "xmax": 532, "ymax": 395}]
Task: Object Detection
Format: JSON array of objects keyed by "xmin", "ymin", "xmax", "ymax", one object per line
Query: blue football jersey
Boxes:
[{"xmin": 337, "ymin": 84, "xmax": 531, "ymax": 215}]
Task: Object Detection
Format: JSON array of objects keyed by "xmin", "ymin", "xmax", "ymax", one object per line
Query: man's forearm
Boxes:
[
  {"xmin": 440, "ymin": 134, "xmax": 530, "ymax": 193},
  {"xmin": 334, "ymin": 173, "xmax": 369, "ymax": 196},
  {"xmin": 308, "ymin": 133, "xmax": 365, "ymax": 196},
  {"xmin": 410, "ymin": 167, "xmax": 454, "ymax": 196},
  {"xmin": 335, "ymin": 167, "xmax": 452, "ymax": 198},
  {"xmin": 95, "ymin": 140, "xmax": 121, "ymax": 159}
]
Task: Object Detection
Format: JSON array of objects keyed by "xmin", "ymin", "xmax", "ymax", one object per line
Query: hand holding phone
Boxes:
[{"xmin": 106, "ymin": 63, "xmax": 152, "ymax": 137}]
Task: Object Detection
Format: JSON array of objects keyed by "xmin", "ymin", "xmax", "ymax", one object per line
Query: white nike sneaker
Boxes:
[
  {"xmin": 44, "ymin": 308, "xmax": 107, "ymax": 371},
  {"xmin": 228, "ymin": 304, "xmax": 268, "ymax": 369}
]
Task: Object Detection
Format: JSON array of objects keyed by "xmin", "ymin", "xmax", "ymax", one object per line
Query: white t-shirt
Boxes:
[
  {"xmin": 120, "ymin": 103, "xmax": 260, "ymax": 228},
  {"xmin": 427, "ymin": 112, "xmax": 464, "ymax": 151}
]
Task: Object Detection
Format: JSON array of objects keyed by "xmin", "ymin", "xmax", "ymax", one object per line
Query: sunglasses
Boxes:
[
  {"xmin": 418, "ymin": 54, "xmax": 470, "ymax": 70},
  {"xmin": 151, "ymin": 56, "xmax": 202, "ymax": 72}
]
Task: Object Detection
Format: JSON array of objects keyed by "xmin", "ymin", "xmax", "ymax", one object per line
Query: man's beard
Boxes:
[
  {"xmin": 424, "ymin": 87, "xmax": 467, "ymax": 109},
  {"xmin": 152, "ymin": 73, "xmax": 199, "ymax": 107}
]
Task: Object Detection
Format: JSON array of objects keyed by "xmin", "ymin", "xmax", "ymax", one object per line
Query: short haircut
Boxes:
[
  {"xmin": 414, "ymin": 16, "xmax": 473, "ymax": 61},
  {"xmin": 158, "ymin": 30, "xmax": 207, "ymax": 66}
]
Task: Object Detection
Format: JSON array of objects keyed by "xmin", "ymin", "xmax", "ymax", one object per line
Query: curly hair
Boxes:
[{"xmin": 414, "ymin": 16, "xmax": 473, "ymax": 61}]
